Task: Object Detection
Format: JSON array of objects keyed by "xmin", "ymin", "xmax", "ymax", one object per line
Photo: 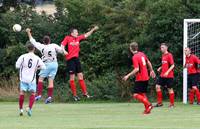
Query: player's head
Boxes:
[
  {"xmin": 26, "ymin": 41, "xmax": 35, "ymax": 52},
  {"xmin": 130, "ymin": 42, "xmax": 138, "ymax": 54},
  {"xmin": 184, "ymin": 47, "xmax": 191, "ymax": 56},
  {"xmin": 160, "ymin": 43, "xmax": 168, "ymax": 53},
  {"xmin": 43, "ymin": 35, "xmax": 51, "ymax": 45},
  {"xmin": 70, "ymin": 28, "xmax": 79, "ymax": 38}
]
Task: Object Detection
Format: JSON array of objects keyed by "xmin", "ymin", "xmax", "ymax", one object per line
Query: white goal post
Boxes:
[{"xmin": 183, "ymin": 19, "xmax": 200, "ymax": 104}]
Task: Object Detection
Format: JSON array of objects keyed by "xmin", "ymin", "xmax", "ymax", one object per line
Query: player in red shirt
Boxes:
[
  {"xmin": 61, "ymin": 26, "xmax": 99, "ymax": 101},
  {"xmin": 197, "ymin": 59, "xmax": 200, "ymax": 92},
  {"xmin": 123, "ymin": 42, "xmax": 156, "ymax": 115},
  {"xmin": 184, "ymin": 47, "xmax": 200, "ymax": 104},
  {"xmin": 154, "ymin": 43, "xmax": 175, "ymax": 108}
]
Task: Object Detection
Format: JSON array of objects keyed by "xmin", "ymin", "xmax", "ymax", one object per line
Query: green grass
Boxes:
[{"xmin": 0, "ymin": 102, "xmax": 200, "ymax": 129}]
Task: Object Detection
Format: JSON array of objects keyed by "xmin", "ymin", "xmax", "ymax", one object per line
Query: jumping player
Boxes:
[
  {"xmin": 61, "ymin": 26, "xmax": 99, "ymax": 101},
  {"xmin": 16, "ymin": 43, "xmax": 46, "ymax": 116},
  {"xmin": 184, "ymin": 47, "xmax": 200, "ymax": 104},
  {"xmin": 123, "ymin": 42, "xmax": 155, "ymax": 114},
  {"xmin": 154, "ymin": 43, "xmax": 175, "ymax": 108},
  {"xmin": 26, "ymin": 28, "xmax": 63, "ymax": 104}
]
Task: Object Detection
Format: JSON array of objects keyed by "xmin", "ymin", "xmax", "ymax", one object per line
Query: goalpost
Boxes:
[{"xmin": 183, "ymin": 19, "xmax": 200, "ymax": 104}]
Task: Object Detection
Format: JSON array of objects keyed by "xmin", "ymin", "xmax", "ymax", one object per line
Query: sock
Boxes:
[
  {"xmin": 70, "ymin": 80, "xmax": 77, "ymax": 96},
  {"xmin": 79, "ymin": 80, "xmax": 87, "ymax": 95},
  {"xmin": 169, "ymin": 92, "xmax": 175, "ymax": 105},
  {"xmin": 47, "ymin": 87, "xmax": 53, "ymax": 97},
  {"xmin": 141, "ymin": 93, "xmax": 147, "ymax": 99},
  {"xmin": 157, "ymin": 90, "xmax": 163, "ymax": 104},
  {"xmin": 19, "ymin": 95, "xmax": 24, "ymax": 109},
  {"xmin": 133, "ymin": 93, "xmax": 151, "ymax": 108},
  {"xmin": 37, "ymin": 81, "xmax": 43, "ymax": 96},
  {"xmin": 141, "ymin": 93, "xmax": 148, "ymax": 109},
  {"xmin": 29, "ymin": 94, "xmax": 35, "ymax": 109},
  {"xmin": 194, "ymin": 88, "xmax": 200, "ymax": 103},
  {"xmin": 189, "ymin": 89, "xmax": 195, "ymax": 104}
]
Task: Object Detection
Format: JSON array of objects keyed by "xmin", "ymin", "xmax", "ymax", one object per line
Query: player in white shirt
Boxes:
[
  {"xmin": 16, "ymin": 43, "xmax": 46, "ymax": 116},
  {"xmin": 26, "ymin": 28, "xmax": 63, "ymax": 104}
]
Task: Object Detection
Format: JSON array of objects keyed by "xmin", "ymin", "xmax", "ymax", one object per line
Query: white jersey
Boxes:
[
  {"xmin": 30, "ymin": 38, "xmax": 63, "ymax": 63},
  {"xmin": 16, "ymin": 52, "xmax": 46, "ymax": 83}
]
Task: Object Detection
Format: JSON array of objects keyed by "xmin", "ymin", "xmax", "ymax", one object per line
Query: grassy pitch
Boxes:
[{"xmin": 0, "ymin": 102, "xmax": 200, "ymax": 129}]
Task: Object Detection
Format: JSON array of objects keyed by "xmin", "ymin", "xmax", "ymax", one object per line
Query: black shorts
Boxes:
[
  {"xmin": 157, "ymin": 77, "xmax": 174, "ymax": 89},
  {"xmin": 132, "ymin": 81, "xmax": 148, "ymax": 94},
  {"xmin": 188, "ymin": 73, "xmax": 199, "ymax": 88},
  {"xmin": 67, "ymin": 57, "xmax": 82, "ymax": 74}
]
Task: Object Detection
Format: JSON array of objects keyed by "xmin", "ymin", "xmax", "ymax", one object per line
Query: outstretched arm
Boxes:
[
  {"xmin": 26, "ymin": 28, "xmax": 44, "ymax": 51},
  {"xmin": 84, "ymin": 26, "xmax": 99, "ymax": 38},
  {"xmin": 26, "ymin": 28, "xmax": 32, "ymax": 39}
]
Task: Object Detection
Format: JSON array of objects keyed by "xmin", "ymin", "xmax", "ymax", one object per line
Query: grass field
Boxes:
[{"xmin": 0, "ymin": 102, "xmax": 200, "ymax": 129}]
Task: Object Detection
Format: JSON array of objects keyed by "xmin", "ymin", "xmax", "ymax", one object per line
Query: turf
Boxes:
[{"xmin": 0, "ymin": 102, "xmax": 200, "ymax": 129}]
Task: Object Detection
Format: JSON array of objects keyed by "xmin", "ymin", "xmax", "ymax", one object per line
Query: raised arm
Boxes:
[
  {"xmin": 26, "ymin": 28, "xmax": 44, "ymax": 51},
  {"xmin": 26, "ymin": 28, "xmax": 32, "ymax": 40},
  {"xmin": 84, "ymin": 26, "xmax": 99, "ymax": 38}
]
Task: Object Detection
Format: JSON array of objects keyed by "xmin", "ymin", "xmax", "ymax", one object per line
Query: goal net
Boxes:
[{"xmin": 183, "ymin": 19, "xmax": 200, "ymax": 104}]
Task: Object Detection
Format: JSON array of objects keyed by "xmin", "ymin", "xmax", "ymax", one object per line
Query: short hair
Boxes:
[
  {"xmin": 185, "ymin": 47, "xmax": 190, "ymax": 50},
  {"xmin": 185, "ymin": 47, "xmax": 191, "ymax": 52},
  {"xmin": 130, "ymin": 42, "xmax": 138, "ymax": 51},
  {"xmin": 43, "ymin": 35, "xmax": 51, "ymax": 44},
  {"xmin": 70, "ymin": 28, "xmax": 77, "ymax": 33},
  {"xmin": 26, "ymin": 41, "xmax": 35, "ymax": 51},
  {"xmin": 160, "ymin": 43, "xmax": 168, "ymax": 47}
]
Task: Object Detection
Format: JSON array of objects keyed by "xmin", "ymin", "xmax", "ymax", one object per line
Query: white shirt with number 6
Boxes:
[{"xmin": 16, "ymin": 52, "xmax": 46, "ymax": 83}]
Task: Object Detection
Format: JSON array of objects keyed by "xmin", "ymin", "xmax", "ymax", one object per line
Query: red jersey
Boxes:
[
  {"xmin": 160, "ymin": 52, "xmax": 174, "ymax": 78},
  {"xmin": 132, "ymin": 52, "xmax": 149, "ymax": 81},
  {"xmin": 198, "ymin": 59, "xmax": 200, "ymax": 73},
  {"xmin": 185, "ymin": 54, "xmax": 200, "ymax": 75},
  {"xmin": 61, "ymin": 35, "xmax": 86, "ymax": 60}
]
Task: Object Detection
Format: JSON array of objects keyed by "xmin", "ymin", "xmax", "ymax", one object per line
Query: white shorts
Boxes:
[
  {"xmin": 39, "ymin": 62, "xmax": 58, "ymax": 79},
  {"xmin": 20, "ymin": 82, "xmax": 36, "ymax": 92}
]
